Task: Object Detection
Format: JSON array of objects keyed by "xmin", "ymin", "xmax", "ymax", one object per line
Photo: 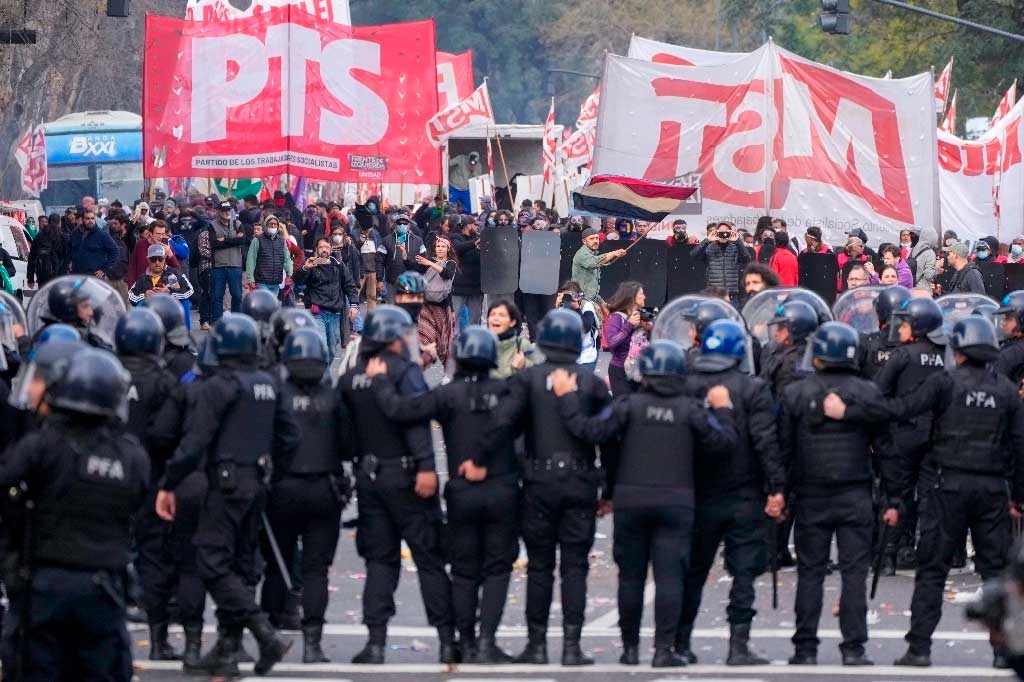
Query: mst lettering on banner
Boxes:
[
  {"xmin": 426, "ymin": 82, "xmax": 493, "ymax": 147},
  {"xmin": 143, "ymin": 10, "xmax": 440, "ymax": 182}
]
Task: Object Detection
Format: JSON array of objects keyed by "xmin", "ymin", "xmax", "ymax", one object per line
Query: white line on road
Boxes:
[{"xmin": 584, "ymin": 581, "xmax": 653, "ymax": 631}]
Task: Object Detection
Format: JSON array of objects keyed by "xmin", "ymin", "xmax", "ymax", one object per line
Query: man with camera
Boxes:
[
  {"xmin": 555, "ymin": 281, "xmax": 600, "ymax": 370},
  {"xmin": 693, "ymin": 222, "xmax": 751, "ymax": 306},
  {"xmin": 293, "ymin": 238, "xmax": 361, "ymax": 358}
]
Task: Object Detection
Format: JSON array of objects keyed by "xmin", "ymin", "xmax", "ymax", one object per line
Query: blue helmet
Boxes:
[
  {"xmin": 115, "ymin": 309, "xmax": 165, "ymax": 357},
  {"xmin": 282, "ymin": 327, "xmax": 328, "ymax": 365},
  {"xmin": 45, "ymin": 348, "xmax": 130, "ymax": 419},
  {"xmin": 683, "ymin": 299, "xmax": 734, "ymax": 337},
  {"xmin": 996, "ymin": 290, "xmax": 1024, "ymax": 328},
  {"xmin": 362, "ymin": 305, "xmax": 414, "ymax": 350},
  {"xmin": 455, "ymin": 325, "xmax": 498, "ymax": 370},
  {"xmin": 240, "ymin": 289, "xmax": 280, "ymax": 324},
  {"xmin": 395, "ymin": 270, "xmax": 426, "ymax": 296},
  {"xmin": 811, "ymin": 321, "xmax": 859, "ymax": 370},
  {"xmin": 892, "ymin": 297, "xmax": 942, "ymax": 339},
  {"xmin": 950, "ymin": 316, "xmax": 998, "ymax": 356},
  {"xmin": 211, "ymin": 313, "xmax": 260, "ymax": 359},
  {"xmin": 875, "ymin": 286, "xmax": 911, "ymax": 325},
  {"xmin": 270, "ymin": 307, "xmax": 316, "ymax": 348},
  {"xmin": 638, "ymin": 340, "xmax": 687, "ymax": 378},
  {"xmin": 699, "ymin": 319, "xmax": 747, "ymax": 371},
  {"xmin": 143, "ymin": 293, "xmax": 190, "ymax": 347},
  {"xmin": 768, "ymin": 300, "xmax": 818, "ymax": 343},
  {"xmin": 537, "ymin": 309, "xmax": 583, "ymax": 355},
  {"xmin": 35, "ymin": 323, "xmax": 81, "ymax": 350}
]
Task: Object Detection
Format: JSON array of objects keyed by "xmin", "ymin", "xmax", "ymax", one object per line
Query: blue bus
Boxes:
[{"xmin": 40, "ymin": 111, "xmax": 143, "ymax": 213}]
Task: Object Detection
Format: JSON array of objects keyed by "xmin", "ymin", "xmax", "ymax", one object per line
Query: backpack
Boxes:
[
  {"xmin": 423, "ymin": 261, "xmax": 454, "ymax": 303},
  {"xmin": 600, "ymin": 311, "xmax": 628, "ymax": 351}
]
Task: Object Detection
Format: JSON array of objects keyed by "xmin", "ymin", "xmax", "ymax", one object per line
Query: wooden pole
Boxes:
[{"xmin": 494, "ymin": 131, "xmax": 514, "ymax": 209}]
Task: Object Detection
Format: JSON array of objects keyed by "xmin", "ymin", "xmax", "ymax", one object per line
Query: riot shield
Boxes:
[
  {"xmin": 742, "ymin": 287, "xmax": 833, "ymax": 346},
  {"xmin": 629, "ymin": 239, "xmax": 668, "ymax": 308},
  {"xmin": 598, "ymin": 240, "xmax": 630, "ymax": 300},
  {"xmin": 666, "ymin": 243, "xmax": 704, "ymax": 299},
  {"xmin": 936, "ymin": 293, "xmax": 998, "ymax": 342},
  {"xmin": 798, "ymin": 253, "xmax": 840, "ymax": 306},
  {"xmin": 832, "ymin": 286, "xmax": 885, "ymax": 334},
  {"xmin": 977, "ymin": 261, "xmax": 1006, "ymax": 300},
  {"xmin": 559, "ymin": 231, "xmax": 583, "ymax": 290},
  {"xmin": 519, "ymin": 230, "xmax": 561, "ymax": 295},
  {"xmin": 652, "ymin": 294, "xmax": 753, "ymax": 371},
  {"xmin": 0, "ymin": 291, "xmax": 27, "ymax": 354},
  {"xmin": 27, "ymin": 275, "xmax": 125, "ymax": 348},
  {"xmin": 479, "ymin": 225, "xmax": 520, "ymax": 295}
]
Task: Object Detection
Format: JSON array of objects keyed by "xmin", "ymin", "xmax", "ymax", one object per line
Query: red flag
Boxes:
[
  {"xmin": 486, "ymin": 136, "xmax": 496, "ymax": 191},
  {"xmin": 935, "ymin": 57, "xmax": 953, "ymax": 114},
  {"xmin": 426, "ymin": 82, "xmax": 494, "ymax": 148},
  {"xmin": 992, "ymin": 80, "xmax": 1017, "ymax": 127},
  {"xmin": 542, "ymin": 97, "xmax": 557, "ymax": 186},
  {"xmin": 940, "ymin": 90, "xmax": 957, "ymax": 134},
  {"xmin": 436, "ymin": 50, "xmax": 474, "ymax": 111},
  {"xmin": 15, "ymin": 125, "xmax": 48, "ymax": 197}
]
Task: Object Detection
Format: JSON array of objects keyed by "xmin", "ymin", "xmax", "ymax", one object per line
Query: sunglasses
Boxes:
[{"xmin": 148, "ymin": 256, "xmax": 165, "ymax": 262}]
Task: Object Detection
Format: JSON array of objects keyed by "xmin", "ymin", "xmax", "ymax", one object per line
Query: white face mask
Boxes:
[
  {"xmin": 332, "ymin": 235, "xmax": 343, "ymax": 245},
  {"xmin": 266, "ymin": 227, "xmax": 278, "ymax": 237}
]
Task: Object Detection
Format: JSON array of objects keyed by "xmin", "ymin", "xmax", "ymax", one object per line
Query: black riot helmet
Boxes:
[
  {"xmin": 455, "ymin": 325, "xmax": 498, "ymax": 370},
  {"xmin": 768, "ymin": 300, "xmax": 818, "ymax": 343},
  {"xmin": 270, "ymin": 307, "xmax": 316, "ymax": 349},
  {"xmin": 45, "ymin": 348, "xmax": 130, "ymax": 419},
  {"xmin": 811, "ymin": 321, "xmax": 860, "ymax": 370},
  {"xmin": 143, "ymin": 293, "xmax": 190, "ymax": 348},
  {"xmin": 875, "ymin": 285, "xmax": 911, "ymax": 326},
  {"xmin": 950, "ymin": 316, "xmax": 999, "ymax": 364},
  {"xmin": 536, "ymin": 308, "xmax": 583, "ymax": 356},
  {"xmin": 892, "ymin": 297, "xmax": 943, "ymax": 339},
  {"xmin": 638, "ymin": 339, "xmax": 687, "ymax": 378},
  {"xmin": 46, "ymin": 278, "xmax": 90, "ymax": 324},
  {"xmin": 211, "ymin": 313, "xmax": 260, "ymax": 360},
  {"xmin": 240, "ymin": 289, "xmax": 280, "ymax": 324},
  {"xmin": 996, "ymin": 291, "xmax": 1024, "ymax": 331},
  {"xmin": 114, "ymin": 308, "xmax": 165, "ymax": 357},
  {"xmin": 683, "ymin": 299, "xmax": 734, "ymax": 338},
  {"xmin": 282, "ymin": 327, "xmax": 328, "ymax": 381},
  {"xmin": 362, "ymin": 305, "xmax": 414, "ymax": 352}
]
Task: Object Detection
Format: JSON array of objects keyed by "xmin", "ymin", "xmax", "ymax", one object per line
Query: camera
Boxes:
[
  {"xmin": 717, "ymin": 230, "xmax": 731, "ymax": 240},
  {"xmin": 639, "ymin": 306, "xmax": 659, "ymax": 323},
  {"xmin": 559, "ymin": 291, "xmax": 582, "ymax": 308}
]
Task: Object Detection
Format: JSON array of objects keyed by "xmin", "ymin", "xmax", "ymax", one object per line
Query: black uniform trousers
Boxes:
[
  {"xmin": 906, "ymin": 475, "xmax": 1010, "ymax": 655},
  {"xmin": 792, "ymin": 486, "xmax": 873, "ymax": 658},
  {"xmin": 135, "ymin": 489, "xmax": 179, "ymax": 625},
  {"xmin": 7, "ymin": 565, "xmax": 133, "ymax": 682},
  {"xmin": 679, "ymin": 490, "xmax": 766, "ymax": 637},
  {"xmin": 170, "ymin": 472, "xmax": 208, "ymax": 629},
  {"xmin": 444, "ymin": 476, "xmax": 520, "ymax": 640},
  {"xmin": 613, "ymin": 505, "xmax": 693, "ymax": 648},
  {"xmin": 261, "ymin": 475, "xmax": 342, "ymax": 626},
  {"xmin": 521, "ymin": 475, "xmax": 598, "ymax": 629},
  {"xmin": 194, "ymin": 468, "xmax": 266, "ymax": 626},
  {"xmin": 354, "ymin": 473, "xmax": 453, "ymax": 631}
]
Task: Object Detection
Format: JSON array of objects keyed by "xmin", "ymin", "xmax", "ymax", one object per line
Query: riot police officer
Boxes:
[
  {"xmin": 338, "ymin": 305, "xmax": 455, "ymax": 664},
  {"xmin": 39, "ymin": 278, "xmax": 112, "ymax": 351},
  {"xmin": 115, "ymin": 309, "xmax": 187, "ymax": 662},
  {"xmin": 678, "ymin": 320, "xmax": 786, "ymax": 665},
  {"xmin": 781, "ymin": 322, "xmax": 899, "ymax": 666},
  {"xmin": 681, "ymin": 299, "xmax": 736, "ymax": 365},
  {"xmin": 550, "ymin": 340, "xmax": 738, "ymax": 668},
  {"xmin": 262, "ymin": 327, "xmax": 352, "ymax": 664},
  {"xmin": 365, "ymin": 326, "xmax": 520, "ymax": 663},
  {"xmin": 825, "ymin": 316, "xmax": 1024, "ymax": 669},
  {"xmin": 155, "ymin": 313, "xmax": 301, "ymax": 677},
  {"xmin": 995, "ymin": 291, "xmax": 1024, "ymax": 385},
  {"xmin": 859, "ymin": 285, "xmax": 910, "ymax": 380},
  {"xmin": 874, "ymin": 297, "xmax": 945, "ymax": 572},
  {"xmin": 269, "ymin": 306, "xmax": 317, "ymax": 368},
  {"xmin": 142, "ymin": 293, "xmax": 197, "ymax": 382},
  {"xmin": 1, "ymin": 349, "xmax": 149, "ymax": 681},
  {"xmin": 6, "ymin": 324, "xmax": 83, "ymax": 442},
  {"xmin": 480, "ymin": 308, "xmax": 611, "ymax": 666},
  {"xmin": 241, "ymin": 289, "xmax": 281, "ymax": 368}
]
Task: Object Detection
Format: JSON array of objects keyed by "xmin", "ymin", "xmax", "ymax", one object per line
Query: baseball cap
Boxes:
[
  {"xmin": 582, "ymin": 227, "xmax": 600, "ymax": 239},
  {"xmin": 948, "ymin": 241, "xmax": 970, "ymax": 258},
  {"xmin": 147, "ymin": 244, "xmax": 166, "ymax": 259},
  {"xmin": 218, "ymin": 201, "xmax": 232, "ymax": 210}
]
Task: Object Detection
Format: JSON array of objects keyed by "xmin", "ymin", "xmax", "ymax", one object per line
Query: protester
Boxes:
[
  {"xmin": 207, "ymin": 200, "xmax": 247, "ymax": 323},
  {"xmin": 837, "ymin": 236, "xmax": 870, "ymax": 292},
  {"xmin": 555, "ymin": 281, "xmax": 600, "ymax": 371},
  {"xmin": 128, "ymin": 220, "xmax": 180, "ymax": 285},
  {"xmin": 27, "ymin": 212, "xmax": 68, "ymax": 288},
  {"xmin": 880, "ymin": 243, "xmax": 914, "ymax": 288},
  {"xmin": 910, "ymin": 227, "xmax": 938, "ymax": 291},
  {"xmin": 692, "ymin": 222, "xmax": 750, "ymax": 304},
  {"xmin": 451, "ymin": 215, "xmax": 483, "ymax": 328},
  {"xmin": 1008, "ymin": 236, "xmax": 1024, "ymax": 264},
  {"xmin": 293, "ymin": 237, "xmax": 360, "ymax": 358},
  {"xmin": 801, "ymin": 226, "xmax": 832, "ymax": 254},
  {"xmin": 879, "ymin": 265, "xmax": 899, "ymax": 285},
  {"xmin": 128, "ymin": 243, "xmax": 195, "ymax": 306},
  {"xmin": 352, "ymin": 206, "xmax": 386, "ymax": 311},
  {"xmin": 666, "ymin": 219, "xmax": 698, "ymax": 246},
  {"xmin": 245, "ymin": 214, "xmax": 293, "ymax": 296},
  {"xmin": 381, "ymin": 212, "xmax": 425, "ymax": 302},
  {"xmin": 846, "ymin": 263, "xmax": 873, "ymax": 290},
  {"xmin": 416, "ymin": 235, "xmax": 457, "ymax": 368},
  {"xmin": 604, "ymin": 281, "xmax": 646, "ymax": 396},
  {"xmin": 69, "ymin": 209, "xmax": 120, "ymax": 277},
  {"xmin": 944, "ymin": 242, "xmax": 987, "ymax": 294},
  {"xmin": 572, "ymin": 227, "xmax": 627, "ymax": 306},
  {"xmin": 976, "ymin": 236, "xmax": 1005, "ymax": 263},
  {"xmin": 105, "ymin": 214, "xmax": 132, "ymax": 305},
  {"xmin": 487, "ymin": 298, "xmax": 534, "ymax": 378},
  {"xmin": 769, "ymin": 232, "xmax": 799, "ymax": 286},
  {"xmin": 742, "ymin": 263, "xmax": 779, "ymax": 303}
]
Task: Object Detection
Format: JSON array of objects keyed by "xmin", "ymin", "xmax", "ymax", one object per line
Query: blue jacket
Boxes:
[{"xmin": 69, "ymin": 227, "xmax": 120, "ymax": 275}]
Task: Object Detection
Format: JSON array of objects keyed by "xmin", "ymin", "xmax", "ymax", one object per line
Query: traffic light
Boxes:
[{"xmin": 820, "ymin": 0, "xmax": 851, "ymax": 35}]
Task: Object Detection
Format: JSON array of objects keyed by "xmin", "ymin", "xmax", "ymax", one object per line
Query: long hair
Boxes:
[{"xmin": 606, "ymin": 281, "xmax": 643, "ymax": 314}]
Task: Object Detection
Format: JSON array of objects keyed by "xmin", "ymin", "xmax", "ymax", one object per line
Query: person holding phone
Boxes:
[
  {"xmin": 293, "ymin": 238, "xmax": 360, "ymax": 359},
  {"xmin": 692, "ymin": 222, "xmax": 750, "ymax": 306}
]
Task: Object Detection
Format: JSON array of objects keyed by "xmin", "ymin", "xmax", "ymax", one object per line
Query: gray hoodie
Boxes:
[{"xmin": 910, "ymin": 227, "xmax": 937, "ymax": 289}]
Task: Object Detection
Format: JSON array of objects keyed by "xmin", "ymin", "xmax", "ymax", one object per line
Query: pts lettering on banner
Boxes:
[{"xmin": 190, "ymin": 23, "xmax": 388, "ymax": 145}]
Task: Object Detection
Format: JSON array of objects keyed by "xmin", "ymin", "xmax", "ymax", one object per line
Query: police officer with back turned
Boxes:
[
  {"xmin": 155, "ymin": 313, "xmax": 301, "ymax": 677},
  {"xmin": 859, "ymin": 285, "xmax": 909, "ymax": 381},
  {"xmin": 143, "ymin": 292, "xmax": 197, "ymax": 382},
  {"xmin": 365, "ymin": 325, "xmax": 520, "ymax": 664},
  {"xmin": 1, "ymin": 349, "xmax": 149, "ymax": 681},
  {"xmin": 480, "ymin": 308, "xmax": 612, "ymax": 666},
  {"xmin": 825, "ymin": 316, "xmax": 1024, "ymax": 669},
  {"xmin": 550, "ymin": 339, "xmax": 738, "ymax": 668},
  {"xmin": 339, "ymin": 305, "xmax": 456, "ymax": 664},
  {"xmin": 678, "ymin": 320, "xmax": 787, "ymax": 666},
  {"xmin": 781, "ymin": 322, "xmax": 900, "ymax": 667}
]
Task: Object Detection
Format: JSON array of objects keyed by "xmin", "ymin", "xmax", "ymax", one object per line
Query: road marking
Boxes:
[
  {"xmin": 585, "ymin": 581, "xmax": 654, "ymax": 631},
  {"xmin": 138, "ymin": 661, "xmax": 1014, "ymax": 677}
]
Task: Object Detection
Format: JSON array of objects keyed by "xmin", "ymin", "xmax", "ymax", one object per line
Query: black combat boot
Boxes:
[
  {"xmin": 302, "ymin": 623, "xmax": 330, "ymax": 663},
  {"xmin": 247, "ymin": 612, "xmax": 293, "ymax": 675},
  {"xmin": 149, "ymin": 622, "xmax": 182, "ymax": 661},
  {"xmin": 514, "ymin": 623, "xmax": 548, "ymax": 664},
  {"xmin": 438, "ymin": 626, "xmax": 461, "ymax": 664},
  {"xmin": 475, "ymin": 635, "xmax": 513, "ymax": 664},
  {"xmin": 181, "ymin": 625, "xmax": 204, "ymax": 675},
  {"xmin": 561, "ymin": 625, "xmax": 594, "ymax": 666},
  {"xmin": 674, "ymin": 623, "xmax": 698, "ymax": 664},
  {"xmin": 619, "ymin": 643, "xmax": 640, "ymax": 665},
  {"xmin": 652, "ymin": 646, "xmax": 686, "ymax": 667},
  {"xmin": 194, "ymin": 625, "xmax": 241, "ymax": 677},
  {"xmin": 727, "ymin": 623, "xmax": 769, "ymax": 665},
  {"xmin": 352, "ymin": 625, "xmax": 387, "ymax": 664}
]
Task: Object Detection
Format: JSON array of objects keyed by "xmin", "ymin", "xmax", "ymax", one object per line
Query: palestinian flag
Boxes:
[{"xmin": 572, "ymin": 175, "xmax": 697, "ymax": 221}]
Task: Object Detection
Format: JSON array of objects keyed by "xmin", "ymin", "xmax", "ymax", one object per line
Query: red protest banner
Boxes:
[
  {"xmin": 436, "ymin": 50, "xmax": 474, "ymax": 111},
  {"xmin": 143, "ymin": 9, "xmax": 440, "ymax": 183}
]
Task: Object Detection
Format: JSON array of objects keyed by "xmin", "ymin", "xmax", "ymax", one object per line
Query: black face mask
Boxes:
[{"xmin": 397, "ymin": 301, "xmax": 423, "ymax": 321}]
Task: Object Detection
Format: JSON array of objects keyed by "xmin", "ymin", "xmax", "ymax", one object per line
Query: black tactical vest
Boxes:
[
  {"xmin": 617, "ymin": 393, "xmax": 695, "ymax": 491},
  {"xmin": 342, "ymin": 354, "xmax": 415, "ymax": 460},
  {"xmin": 285, "ymin": 380, "xmax": 342, "ymax": 474},
  {"xmin": 930, "ymin": 369, "xmax": 1008, "ymax": 475},
  {"xmin": 525, "ymin": 363, "xmax": 598, "ymax": 465},
  {"xmin": 442, "ymin": 378, "xmax": 516, "ymax": 477},
  {"xmin": 793, "ymin": 375, "xmax": 874, "ymax": 487},
  {"xmin": 211, "ymin": 369, "xmax": 278, "ymax": 465}
]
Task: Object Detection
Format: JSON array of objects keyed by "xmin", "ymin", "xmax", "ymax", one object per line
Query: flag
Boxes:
[
  {"xmin": 542, "ymin": 97, "xmax": 557, "ymax": 186},
  {"xmin": 425, "ymin": 82, "xmax": 494, "ymax": 148},
  {"xmin": 186, "ymin": 0, "xmax": 350, "ymax": 23},
  {"xmin": 293, "ymin": 176, "xmax": 307, "ymax": 211},
  {"xmin": 572, "ymin": 175, "xmax": 697, "ymax": 222},
  {"xmin": 935, "ymin": 57, "xmax": 953, "ymax": 114},
  {"xmin": 940, "ymin": 90, "xmax": 957, "ymax": 134},
  {"xmin": 561, "ymin": 88, "xmax": 601, "ymax": 170},
  {"xmin": 486, "ymin": 136, "xmax": 496, "ymax": 190},
  {"xmin": 14, "ymin": 125, "xmax": 47, "ymax": 197},
  {"xmin": 992, "ymin": 80, "xmax": 1017, "ymax": 127}
]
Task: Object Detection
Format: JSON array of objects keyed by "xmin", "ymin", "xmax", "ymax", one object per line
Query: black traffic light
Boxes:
[
  {"xmin": 107, "ymin": 0, "xmax": 130, "ymax": 17},
  {"xmin": 820, "ymin": 0, "xmax": 851, "ymax": 35}
]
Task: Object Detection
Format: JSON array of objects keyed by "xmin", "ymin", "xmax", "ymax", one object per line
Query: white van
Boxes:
[{"xmin": 0, "ymin": 215, "xmax": 31, "ymax": 301}]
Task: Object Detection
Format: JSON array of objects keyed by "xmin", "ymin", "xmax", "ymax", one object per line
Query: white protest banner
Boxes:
[{"xmin": 426, "ymin": 82, "xmax": 494, "ymax": 148}]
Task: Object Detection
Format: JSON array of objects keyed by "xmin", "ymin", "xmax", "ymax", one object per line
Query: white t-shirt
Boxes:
[{"xmin": 578, "ymin": 300, "xmax": 599, "ymax": 364}]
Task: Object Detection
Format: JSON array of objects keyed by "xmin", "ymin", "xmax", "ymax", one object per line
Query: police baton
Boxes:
[
  {"xmin": 870, "ymin": 519, "xmax": 892, "ymax": 600},
  {"xmin": 260, "ymin": 512, "xmax": 293, "ymax": 593}
]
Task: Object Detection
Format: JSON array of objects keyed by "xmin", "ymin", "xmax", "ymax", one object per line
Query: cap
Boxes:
[
  {"xmin": 948, "ymin": 241, "xmax": 970, "ymax": 258},
  {"xmin": 581, "ymin": 227, "xmax": 600, "ymax": 239},
  {"xmin": 218, "ymin": 200, "xmax": 232, "ymax": 210},
  {"xmin": 147, "ymin": 244, "xmax": 166, "ymax": 259}
]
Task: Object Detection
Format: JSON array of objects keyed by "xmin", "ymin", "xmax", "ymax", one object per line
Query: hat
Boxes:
[
  {"xmin": 263, "ymin": 214, "xmax": 281, "ymax": 227},
  {"xmin": 846, "ymin": 227, "xmax": 869, "ymax": 244},
  {"xmin": 218, "ymin": 201, "xmax": 232, "ymax": 210},
  {"xmin": 517, "ymin": 210, "xmax": 532, "ymax": 226},
  {"xmin": 805, "ymin": 225, "xmax": 823, "ymax": 241},
  {"xmin": 582, "ymin": 227, "xmax": 600, "ymax": 239},
  {"xmin": 948, "ymin": 241, "xmax": 970, "ymax": 258},
  {"xmin": 147, "ymin": 244, "xmax": 166, "ymax": 259}
]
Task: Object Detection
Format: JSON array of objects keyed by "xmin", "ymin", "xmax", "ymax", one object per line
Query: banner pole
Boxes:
[{"xmin": 494, "ymin": 131, "xmax": 513, "ymax": 209}]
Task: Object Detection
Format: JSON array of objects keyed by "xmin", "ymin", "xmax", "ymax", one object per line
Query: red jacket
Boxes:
[
  {"xmin": 770, "ymin": 247, "xmax": 799, "ymax": 286},
  {"xmin": 127, "ymin": 240, "xmax": 179, "ymax": 286}
]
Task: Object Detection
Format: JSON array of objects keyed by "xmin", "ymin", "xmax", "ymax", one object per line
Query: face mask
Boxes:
[
  {"xmin": 978, "ymin": 250, "xmax": 990, "ymax": 260},
  {"xmin": 1012, "ymin": 245, "xmax": 1023, "ymax": 257},
  {"xmin": 397, "ymin": 301, "xmax": 422, "ymax": 321},
  {"xmin": 331, "ymin": 235, "xmax": 343, "ymax": 245},
  {"xmin": 396, "ymin": 224, "xmax": 408, "ymax": 236},
  {"xmin": 901, "ymin": 240, "xmax": 912, "ymax": 247},
  {"xmin": 266, "ymin": 227, "xmax": 278, "ymax": 237}
]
